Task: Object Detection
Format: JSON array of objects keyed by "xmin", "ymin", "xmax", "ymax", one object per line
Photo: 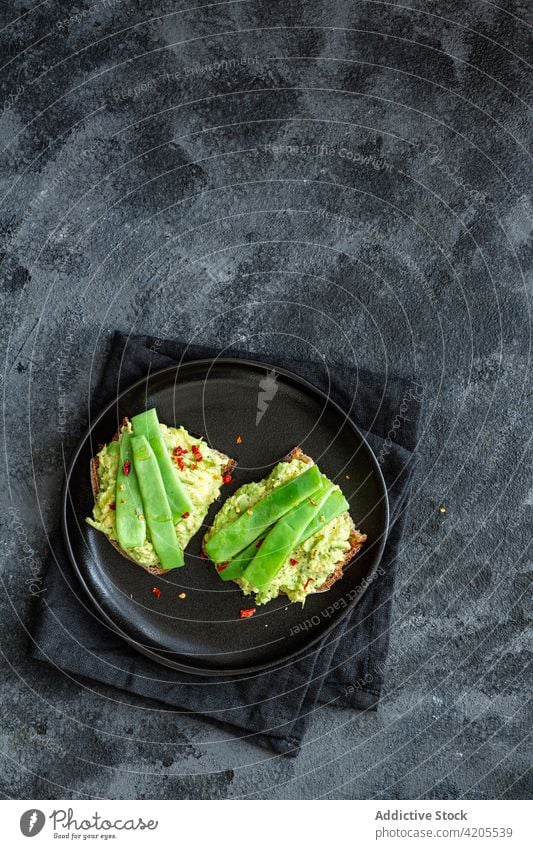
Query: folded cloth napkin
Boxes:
[{"xmin": 29, "ymin": 332, "xmax": 422, "ymax": 756}]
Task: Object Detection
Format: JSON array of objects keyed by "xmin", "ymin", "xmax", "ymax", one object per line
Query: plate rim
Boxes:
[{"xmin": 62, "ymin": 356, "xmax": 390, "ymax": 676}]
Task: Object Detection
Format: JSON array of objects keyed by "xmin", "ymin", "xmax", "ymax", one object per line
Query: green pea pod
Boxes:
[
  {"xmin": 216, "ymin": 477, "xmax": 334, "ymax": 582},
  {"xmin": 204, "ymin": 464, "xmax": 322, "ymax": 562},
  {"xmin": 300, "ymin": 487, "xmax": 349, "ymax": 540},
  {"xmin": 115, "ymin": 433, "xmax": 146, "ymax": 549},
  {"xmin": 131, "ymin": 408, "xmax": 192, "ymax": 521},
  {"xmin": 243, "ymin": 483, "xmax": 333, "ymax": 589},
  {"xmin": 131, "ymin": 435, "xmax": 184, "ymax": 570}
]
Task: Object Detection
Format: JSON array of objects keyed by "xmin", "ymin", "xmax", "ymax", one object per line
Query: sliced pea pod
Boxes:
[
  {"xmin": 131, "ymin": 435, "xmax": 184, "ymax": 570},
  {"xmin": 204, "ymin": 464, "xmax": 322, "ymax": 562},
  {"xmin": 216, "ymin": 477, "xmax": 334, "ymax": 582},
  {"xmin": 115, "ymin": 433, "xmax": 146, "ymax": 549},
  {"xmin": 299, "ymin": 487, "xmax": 349, "ymax": 541},
  {"xmin": 131, "ymin": 408, "xmax": 192, "ymax": 521},
  {"xmin": 243, "ymin": 482, "xmax": 333, "ymax": 589},
  {"xmin": 104, "ymin": 439, "xmax": 119, "ymax": 463}
]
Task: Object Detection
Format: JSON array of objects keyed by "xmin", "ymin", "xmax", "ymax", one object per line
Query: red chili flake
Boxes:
[
  {"xmin": 289, "ymin": 558, "xmax": 299, "ymax": 566},
  {"xmin": 173, "ymin": 446, "xmax": 187, "ymax": 457},
  {"xmin": 123, "ymin": 460, "xmax": 131, "ymax": 477},
  {"xmin": 152, "ymin": 587, "xmax": 161, "ymax": 599},
  {"xmin": 239, "ymin": 608, "xmax": 256, "ymax": 619},
  {"xmin": 222, "ymin": 473, "xmax": 233, "ymax": 485},
  {"xmin": 109, "ymin": 502, "xmax": 116, "ymax": 510},
  {"xmin": 190, "ymin": 463, "xmax": 197, "ymax": 470},
  {"xmin": 255, "ymin": 539, "xmax": 264, "ymax": 548},
  {"xmin": 175, "ymin": 456, "xmax": 186, "ymax": 471},
  {"xmin": 216, "ymin": 562, "xmax": 229, "ymax": 572},
  {"xmin": 191, "ymin": 444, "xmax": 203, "ymax": 461},
  {"xmin": 236, "ymin": 435, "xmax": 243, "ymax": 444},
  {"xmin": 181, "ymin": 512, "xmax": 190, "ymax": 519},
  {"xmin": 304, "ymin": 578, "xmax": 315, "ymax": 591}
]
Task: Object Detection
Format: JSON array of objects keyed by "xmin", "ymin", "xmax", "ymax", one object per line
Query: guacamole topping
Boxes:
[
  {"xmin": 87, "ymin": 422, "xmax": 229, "ymax": 567},
  {"xmin": 204, "ymin": 457, "xmax": 353, "ymax": 605}
]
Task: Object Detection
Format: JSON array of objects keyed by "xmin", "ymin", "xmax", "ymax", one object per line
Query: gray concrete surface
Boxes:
[{"xmin": 0, "ymin": 0, "xmax": 531, "ymax": 799}]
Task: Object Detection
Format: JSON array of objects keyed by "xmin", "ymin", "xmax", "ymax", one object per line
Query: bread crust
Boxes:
[
  {"xmin": 90, "ymin": 418, "xmax": 237, "ymax": 576},
  {"xmin": 284, "ymin": 447, "xmax": 367, "ymax": 593}
]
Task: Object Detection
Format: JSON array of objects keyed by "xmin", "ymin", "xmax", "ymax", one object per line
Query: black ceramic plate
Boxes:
[{"xmin": 63, "ymin": 359, "xmax": 389, "ymax": 675}]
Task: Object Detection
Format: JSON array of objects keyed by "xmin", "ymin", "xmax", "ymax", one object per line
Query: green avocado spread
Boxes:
[
  {"xmin": 87, "ymin": 422, "xmax": 228, "ymax": 567},
  {"xmin": 204, "ymin": 457, "xmax": 353, "ymax": 605}
]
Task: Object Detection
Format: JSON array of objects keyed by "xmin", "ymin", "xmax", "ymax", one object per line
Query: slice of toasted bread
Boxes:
[
  {"xmin": 204, "ymin": 446, "xmax": 367, "ymax": 598},
  {"xmin": 90, "ymin": 419, "xmax": 237, "ymax": 576}
]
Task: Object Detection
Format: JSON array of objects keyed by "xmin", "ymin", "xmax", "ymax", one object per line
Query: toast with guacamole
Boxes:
[
  {"xmin": 203, "ymin": 448, "xmax": 366, "ymax": 606},
  {"xmin": 87, "ymin": 408, "xmax": 236, "ymax": 575}
]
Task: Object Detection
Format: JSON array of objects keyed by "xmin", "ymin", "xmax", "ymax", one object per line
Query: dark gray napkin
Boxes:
[{"xmin": 29, "ymin": 332, "xmax": 422, "ymax": 755}]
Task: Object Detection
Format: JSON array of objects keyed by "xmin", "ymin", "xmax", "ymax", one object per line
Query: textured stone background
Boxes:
[{"xmin": 1, "ymin": 0, "xmax": 531, "ymax": 799}]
